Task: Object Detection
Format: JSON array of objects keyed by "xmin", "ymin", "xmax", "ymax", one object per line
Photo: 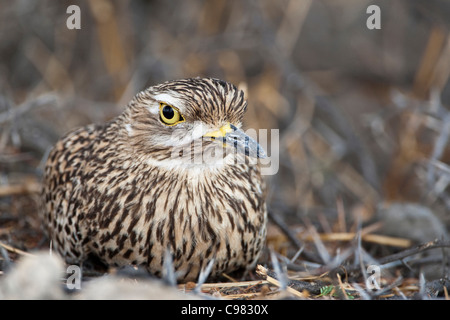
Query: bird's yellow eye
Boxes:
[{"xmin": 159, "ymin": 103, "xmax": 185, "ymax": 126}]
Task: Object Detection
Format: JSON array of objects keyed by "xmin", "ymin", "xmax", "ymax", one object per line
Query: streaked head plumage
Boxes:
[{"xmin": 120, "ymin": 77, "xmax": 264, "ymax": 163}]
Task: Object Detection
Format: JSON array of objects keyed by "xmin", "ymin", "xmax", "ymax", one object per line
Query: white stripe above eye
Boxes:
[{"xmin": 152, "ymin": 93, "xmax": 185, "ymax": 113}]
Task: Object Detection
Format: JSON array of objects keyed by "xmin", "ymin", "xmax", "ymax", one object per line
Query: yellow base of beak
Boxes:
[
  {"xmin": 203, "ymin": 123, "xmax": 234, "ymax": 138},
  {"xmin": 203, "ymin": 123, "xmax": 267, "ymax": 159}
]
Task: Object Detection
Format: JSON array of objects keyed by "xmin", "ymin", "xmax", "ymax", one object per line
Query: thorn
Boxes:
[
  {"xmin": 162, "ymin": 249, "xmax": 177, "ymax": 287},
  {"xmin": 270, "ymin": 249, "xmax": 287, "ymax": 290},
  {"xmin": 194, "ymin": 259, "xmax": 215, "ymax": 294}
]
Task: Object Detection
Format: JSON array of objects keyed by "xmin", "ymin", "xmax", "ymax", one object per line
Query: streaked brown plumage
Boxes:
[{"xmin": 40, "ymin": 77, "xmax": 267, "ymax": 282}]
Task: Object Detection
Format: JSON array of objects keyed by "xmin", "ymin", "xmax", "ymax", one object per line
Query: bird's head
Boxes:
[{"xmin": 120, "ymin": 77, "xmax": 265, "ymax": 167}]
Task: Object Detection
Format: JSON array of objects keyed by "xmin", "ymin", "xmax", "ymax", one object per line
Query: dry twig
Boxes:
[{"xmin": 0, "ymin": 241, "xmax": 34, "ymax": 257}]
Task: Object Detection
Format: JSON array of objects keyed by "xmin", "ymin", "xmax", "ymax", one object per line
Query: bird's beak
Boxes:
[{"xmin": 203, "ymin": 123, "xmax": 266, "ymax": 159}]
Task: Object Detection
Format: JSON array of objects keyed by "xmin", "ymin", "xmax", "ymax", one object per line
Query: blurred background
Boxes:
[{"xmin": 1, "ymin": 0, "xmax": 450, "ymax": 280}]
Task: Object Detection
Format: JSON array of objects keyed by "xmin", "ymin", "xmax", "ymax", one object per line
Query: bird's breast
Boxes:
[{"xmin": 83, "ymin": 157, "xmax": 266, "ymax": 280}]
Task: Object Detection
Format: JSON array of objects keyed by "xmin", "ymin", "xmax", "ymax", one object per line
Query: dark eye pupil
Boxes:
[{"xmin": 162, "ymin": 106, "xmax": 174, "ymax": 119}]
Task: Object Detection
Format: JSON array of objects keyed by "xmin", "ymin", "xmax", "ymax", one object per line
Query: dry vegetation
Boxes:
[{"xmin": 1, "ymin": 0, "xmax": 450, "ymax": 300}]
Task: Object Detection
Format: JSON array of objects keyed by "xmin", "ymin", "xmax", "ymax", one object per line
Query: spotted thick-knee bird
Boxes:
[{"xmin": 40, "ymin": 77, "xmax": 268, "ymax": 281}]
